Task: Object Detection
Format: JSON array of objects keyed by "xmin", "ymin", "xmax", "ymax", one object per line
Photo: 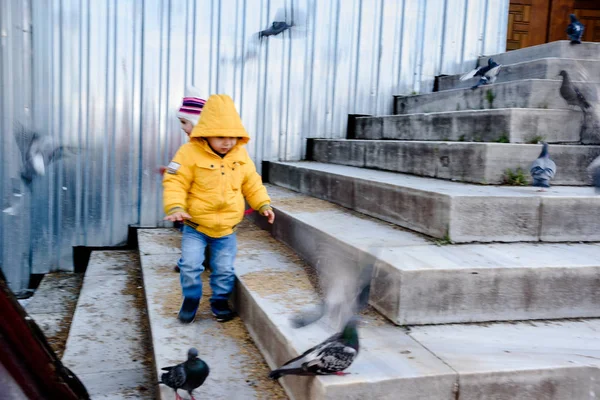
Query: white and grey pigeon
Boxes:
[
  {"xmin": 159, "ymin": 348, "xmax": 209, "ymax": 400},
  {"xmin": 460, "ymin": 58, "xmax": 502, "ymax": 90},
  {"xmin": 269, "ymin": 317, "xmax": 359, "ymax": 379},
  {"xmin": 14, "ymin": 124, "xmax": 79, "ymax": 186},
  {"xmin": 567, "ymin": 14, "xmax": 585, "ymax": 44},
  {"xmin": 530, "ymin": 142, "xmax": 556, "ymax": 191}
]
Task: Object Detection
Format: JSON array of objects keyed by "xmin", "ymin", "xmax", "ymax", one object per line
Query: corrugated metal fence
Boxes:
[{"xmin": 1, "ymin": 0, "xmax": 509, "ymax": 290}]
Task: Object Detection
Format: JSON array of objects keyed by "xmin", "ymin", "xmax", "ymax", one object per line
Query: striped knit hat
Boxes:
[{"xmin": 177, "ymin": 86, "xmax": 206, "ymax": 126}]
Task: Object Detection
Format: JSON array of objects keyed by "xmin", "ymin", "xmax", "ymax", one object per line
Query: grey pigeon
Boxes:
[
  {"xmin": 587, "ymin": 155, "xmax": 600, "ymax": 194},
  {"xmin": 258, "ymin": 6, "xmax": 306, "ymax": 39},
  {"xmin": 223, "ymin": 4, "xmax": 308, "ymax": 64},
  {"xmin": 269, "ymin": 317, "xmax": 359, "ymax": 379},
  {"xmin": 460, "ymin": 58, "xmax": 502, "ymax": 90},
  {"xmin": 558, "ymin": 70, "xmax": 591, "ymax": 112},
  {"xmin": 530, "ymin": 142, "xmax": 556, "ymax": 191},
  {"xmin": 159, "ymin": 348, "xmax": 209, "ymax": 400},
  {"xmin": 567, "ymin": 14, "xmax": 585, "ymax": 44},
  {"xmin": 259, "ymin": 21, "xmax": 293, "ymax": 39}
]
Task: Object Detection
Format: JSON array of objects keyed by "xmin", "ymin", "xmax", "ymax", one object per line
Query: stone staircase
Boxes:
[
  {"xmin": 234, "ymin": 40, "xmax": 600, "ymax": 398},
  {"xmin": 60, "ymin": 40, "xmax": 600, "ymax": 400}
]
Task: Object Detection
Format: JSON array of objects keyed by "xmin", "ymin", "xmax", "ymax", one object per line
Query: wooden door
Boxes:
[
  {"xmin": 507, "ymin": 0, "xmax": 551, "ymax": 50},
  {"xmin": 508, "ymin": 0, "xmax": 600, "ymax": 50}
]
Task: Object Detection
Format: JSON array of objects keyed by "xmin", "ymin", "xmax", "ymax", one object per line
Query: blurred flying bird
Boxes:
[
  {"xmin": 289, "ymin": 244, "xmax": 376, "ymax": 330},
  {"xmin": 3, "ymin": 125, "xmax": 79, "ymax": 216},
  {"xmin": 460, "ymin": 58, "xmax": 502, "ymax": 90},
  {"xmin": 14, "ymin": 124, "xmax": 79, "ymax": 186},
  {"xmin": 159, "ymin": 348, "xmax": 209, "ymax": 400},
  {"xmin": 222, "ymin": 4, "xmax": 308, "ymax": 64},
  {"xmin": 530, "ymin": 142, "xmax": 556, "ymax": 191},
  {"xmin": 566, "ymin": 14, "xmax": 585, "ymax": 44},
  {"xmin": 269, "ymin": 317, "xmax": 359, "ymax": 379}
]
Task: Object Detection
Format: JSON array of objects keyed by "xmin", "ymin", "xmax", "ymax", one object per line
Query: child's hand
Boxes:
[
  {"xmin": 263, "ymin": 209, "xmax": 275, "ymax": 224},
  {"xmin": 164, "ymin": 212, "xmax": 191, "ymax": 222},
  {"xmin": 157, "ymin": 166, "xmax": 167, "ymax": 175}
]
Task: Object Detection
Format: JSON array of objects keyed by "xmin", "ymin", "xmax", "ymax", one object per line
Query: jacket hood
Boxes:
[{"xmin": 190, "ymin": 94, "xmax": 250, "ymax": 144}]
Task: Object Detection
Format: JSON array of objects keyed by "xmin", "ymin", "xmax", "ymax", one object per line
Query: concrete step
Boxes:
[
  {"xmin": 309, "ymin": 139, "xmax": 600, "ymax": 185},
  {"xmin": 137, "ymin": 229, "xmax": 288, "ymax": 400},
  {"xmin": 438, "ymin": 58, "xmax": 600, "ymax": 91},
  {"xmin": 266, "ymin": 161, "xmax": 600, "ymax": 243},
  {"xmin": 25, "ymin": 272, "xmax": 83, "ymax": 359},
  {"xmin": 61, "ymin": 251, "xmax": 155, "ymax": 399},
  {"xmin": 354, "ymin": 108, "xmax": 586, "ymax": 144},
  {"xmin": 250, "ymin": 185, "xmax": 600, "ymax": 325},
  {"xmin": 235, "ymin": 218, "xmax": 600, "ymax": 399},
  {"xmin": 476, "ymin": 40, "xmax": 600, "ymax": 66},
  {"xmin": 394, "ymin": 79, "xmax": 599, "ymax": 115}
]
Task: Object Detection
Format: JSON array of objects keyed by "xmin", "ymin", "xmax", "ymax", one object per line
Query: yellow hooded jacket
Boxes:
[{"xmin": 163, "ymin": 94, "xmax": 271, "ymax": 238}]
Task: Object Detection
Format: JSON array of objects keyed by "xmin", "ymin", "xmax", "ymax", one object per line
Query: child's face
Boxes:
[
  {"xmin": 206, "ymin": 137, "xmax": 238, "ymax": 155},
  {"xmin": 179, "ymin": 118, "xmax": 194, "ymax": 136}
]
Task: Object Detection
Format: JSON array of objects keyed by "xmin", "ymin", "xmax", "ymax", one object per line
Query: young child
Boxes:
[
  {"xmin": 159, "ymin": 86, "xmax": 206, "ymax": 175},
  {"xmin": 163, "ymin": 94, "xmax": 275, "ymax": 323}
]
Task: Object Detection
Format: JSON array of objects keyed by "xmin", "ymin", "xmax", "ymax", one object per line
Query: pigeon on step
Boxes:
[
  {"xmin": 566, "ymin": 14, "xmax": 585, "ymax": 44},
  {"xmin": 460, "ymin": 58, "xmax": 502, "ymax": 90},
  {"xmin": 269, "ymin": 317, "xmax": 359, "ymax": 379},
  {"xmin": 159, "ymin": 348, "xmax": 209, "ymax": 400},
  {"xmin": 587, "ymin": 155, "xmax": 600, "ymax": 194},
  {"xmin": 558, "ymin": 70, "xmax": 591, "ymax": 112},
  {"xmin": 530, "ymin": 142, "xmax": 556, "ymax": 192}
]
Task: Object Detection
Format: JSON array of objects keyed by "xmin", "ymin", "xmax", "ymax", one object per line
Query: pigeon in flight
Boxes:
[
  {"xmin": 3, "ymin": 125, "xmax": 79, "ymax": 215},
  {"xmin": 460, "ymin": 58, "xmax": 502, "ymax": 90},
  {"xmin": 269, "ymin": 317, "xmax": 359, "ymax": 379},
  {"xmin": 530, "ymin": 142, "xmax": 556, "ymax": 192},
  {"xmin": 222, "ymin": 4, "xmax": 308, "ymax": 64},
  {"xmin": 159, "ymin": 348, "xmax": 209, "ymax": 400},
  {"xmin": 566, "ymin": 14, "xmax": 585, "ymax": 44},
  {"xmin": 558, "ymin": 70, "xmax": 591, "ymax": 112},
  {"xmin": 14, "ymin": 124, "xmax": 79, "ymax": 186},
  {"xmin": 258, "ymin": 6, "xmax": 306, "ymax": 39},
  {"xmin": 290, "ymin": 248, "xmax": 375, "ymax": 329}
]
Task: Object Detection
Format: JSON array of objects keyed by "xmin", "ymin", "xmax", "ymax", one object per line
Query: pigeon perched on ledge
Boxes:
[
  {"xmin": 530, "ymin": 142, "xmax": 556, "ymax": 192},
  {"xmin": 269, "ymin": 317, "xmax": 359, "ymax": 379},
  {"xmin": 566, "ymin": 14, "xmax": 584, "ymax": 44},
  {"xmin": 558, "ymin": 70, "xmax": 591, "ymax": 112},
  {"xmin": 159, "ymin": 348, "xmax": 209, "ymax": 400}
]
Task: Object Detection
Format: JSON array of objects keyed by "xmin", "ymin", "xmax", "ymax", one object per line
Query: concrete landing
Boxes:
[
  {"xmin": 354, "ymin": 109, "xmax": 583, "ymax": 144},
  {"xmin": 137, "ymin": 229, "xmax": 288, "ymax": 400},
  {"xmin": 267, "ymin": 161, "xmax": 600, "ymax": 243},
  {"xmin": 249, "ymin": 185, "xmax": 600, "ymax": 325},
  {"xmin": 310, "ymin": 139, "xmax": 600, "ymax": 185},
  {"xmin": 61, "ymin": 251, "xmax": 155, "ymax": 400},
  {"xmin": 477, "ymin": 40, "xmax": 600, "ymax": 67},
  {"xmin": 394, "ymin": 79, "xmax": 599, "ymax": 115},
  {"xmin": 438, "ymin": 58, "xmax": 600, "ymax": 91},
  {"xmin": 233, "ymin": 219, "xmax": 600, "ymax": 399}
]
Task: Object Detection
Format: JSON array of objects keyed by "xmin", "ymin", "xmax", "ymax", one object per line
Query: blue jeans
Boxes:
[{"xmin": 178, "ymin": 225, "xmax": 237, "ymax": 301}]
